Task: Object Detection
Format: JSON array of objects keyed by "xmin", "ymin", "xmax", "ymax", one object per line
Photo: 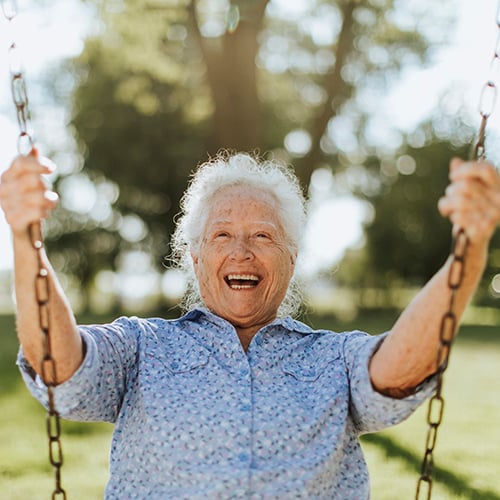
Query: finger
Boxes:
[
  {"xmin": 439, "ymin": 190, "xmax": 500, "ymax": 241},
  {"xmin": 449, "ymin": 157, "xmax": 465, "ymax": 175},
  {"xmin": 2, "ymin": 188, "xmax": 59, "ymax": 214},
  {"xmin": 39, "ymin": 156, "xmax": 57, "ymax": 173},
  {"xmin": 19, "ymin": 171, "xmax": 49, "ymax": 194},
  {"xmin": 448, "ymin": 210, "xmax": 497, "ymax": 242},
  {"xmin": 445, "ymin": 166, "xmax": 500, "ymax": 216},
  {"xmin": 446, "ymin": 178, "xmax": 486, "ymax": 202},
  {"xmin": 439, "ymin": 180, "xmax": 499, "ymax": 216},
  {"xmin": 3, "ymin": 154, "xmax": 56, "ymax": 182},
  {"xmin": 2, "ymin": 190, "xmax": 58, "ymax": 234},
  {"xmin": 450, "ymin": 160, "xmax": 500, "ymax": 187},
  {"xmin": 0, "ymin": 171, "xmax": 49, "ymax": 205},
  {"xmin": 1, "ymin": 158, "xmax": 56, "ymax": 204}
]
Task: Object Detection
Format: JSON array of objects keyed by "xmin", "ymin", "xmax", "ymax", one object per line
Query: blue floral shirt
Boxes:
[{"xmin": 18, "ymin": 308, "xmax": 434, "ymax": 499}]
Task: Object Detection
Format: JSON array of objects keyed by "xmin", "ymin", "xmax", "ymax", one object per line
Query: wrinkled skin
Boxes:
[{"xmin": 191, "ymin": 185, "xmax": 296, "ymax": 350}]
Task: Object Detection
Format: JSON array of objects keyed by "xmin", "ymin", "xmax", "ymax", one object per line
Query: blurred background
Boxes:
[
  {"xmin": 1, "ymin": 1, "xmax": 500, "ymax": 498},
  {"xmin": 0, "ymin": 0, "xmax": 499, "ymax": 320}
]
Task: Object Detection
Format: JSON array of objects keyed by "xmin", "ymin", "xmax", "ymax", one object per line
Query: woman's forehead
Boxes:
[
  {"xmin": 209, "ymin": 218, "xmax": 279, "ymax": 230},
  {"xmin": 209, "ymin": 185, "xmax": 279, "ymax": 213},
  {"xmin": 204, "ymin": 185, "xmax": 283, "ymax": 229}
]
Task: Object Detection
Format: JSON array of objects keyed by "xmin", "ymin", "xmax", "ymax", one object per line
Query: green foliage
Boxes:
[
  {"xmin": 335, "ymin": 122, "xmax": 500, "ymax": 305},
  {"xmin": 42, "ymin": 0, "xmax": 473, "ymax": 311},
  {"xmin": 364, "ymin": 138, "xmax": 470, "ymax": 285}
]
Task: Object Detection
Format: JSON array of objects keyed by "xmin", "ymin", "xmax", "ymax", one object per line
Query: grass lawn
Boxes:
[{"xmin": 1, "ymin": 313, "xmax": 499, "ymax": 499}]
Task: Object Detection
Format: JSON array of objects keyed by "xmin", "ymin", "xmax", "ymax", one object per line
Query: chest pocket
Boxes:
[
  {"xmin": 138, "ymin": 327, "xmax": 211, "ymax": 420},
  {"xmin": 281, "ymin": 334, "xmax": 341, "ymax": 382},
  {"xmin": 135, "ymin": 326, "xmax": 213, "ymax": 450},
  {"xmin": 142, "ymin": 328, "xmax": 210, "ymax": 375}
]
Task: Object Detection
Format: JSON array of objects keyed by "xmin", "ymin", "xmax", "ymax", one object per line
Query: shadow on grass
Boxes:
[
  {"xmin": 362, "ymin": 433, "xmax": 500, "ymax": 500},
  {"xmin": 62, "ymin": 419, "xmax": 112, "ymax": 436},
  {"xmin": 0, "ymin": 460, "xmax": 51, "ymax": 479},
  {"xmin": 455, "ymin": 324, "xmax": 500, "ymax": 345},
  {"xmin": 0, "ymin": 314, "xmax": 20, "ymax": 395}
]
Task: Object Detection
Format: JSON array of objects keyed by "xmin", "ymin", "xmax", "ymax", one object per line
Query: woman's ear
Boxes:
[{"xmin": 191, "ymin": 251, "xmax": 199, "ymax": 269}]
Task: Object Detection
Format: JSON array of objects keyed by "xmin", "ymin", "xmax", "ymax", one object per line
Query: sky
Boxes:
[{"xmin": 1, "ymin": 0, "xmax": 500, "ymax": 276}]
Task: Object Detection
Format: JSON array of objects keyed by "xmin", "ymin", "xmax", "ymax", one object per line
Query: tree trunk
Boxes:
[
  {"xmin": 299, "ymin": 1, "xmax": 356, "ymax": 188},
  {"xmin": 189, "ymin": 0, "xmax": 269, "ymax": 153}
]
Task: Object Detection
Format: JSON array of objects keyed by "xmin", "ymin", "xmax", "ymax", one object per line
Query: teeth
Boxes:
[
  {"xmin": 227, "ymin": 274, "xmax": 259, "ymax": 281},
  {"xmin": 225, "ymin": 274, "xmax": 260, "ymax": 290}
]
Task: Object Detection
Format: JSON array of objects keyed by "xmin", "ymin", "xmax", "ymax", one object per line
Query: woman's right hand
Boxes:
[{"xmin": 0, "ymin": 149, "xmax": 59, "ymax": 237}]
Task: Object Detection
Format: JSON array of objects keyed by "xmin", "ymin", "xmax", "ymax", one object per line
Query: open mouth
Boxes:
[{"xmin": 224, "ymin": 274, "xmax": 260, "ymax": 290}]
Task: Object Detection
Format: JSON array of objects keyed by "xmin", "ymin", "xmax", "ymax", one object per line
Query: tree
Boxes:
[
  {"xmin": 334, "ymin": 113, "xmax": 500, "ymax": 309},
  {"xmin": 44, "ymin": 0, "xmax": 458, "ymax": 311}
]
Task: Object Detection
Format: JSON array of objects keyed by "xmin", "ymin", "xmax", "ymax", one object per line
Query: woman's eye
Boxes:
[
  {"xmin": 256, "ymin": 233, "xmax": 270, "ymax": 239},
  {"xmin": 215, "ymin": 232, "xmax": 229, "ymax": 239}
]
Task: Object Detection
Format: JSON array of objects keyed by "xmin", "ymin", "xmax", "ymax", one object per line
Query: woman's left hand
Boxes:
[{"xmin": 438, "ymin": 158, "xmax": 500, "ymax": 245}]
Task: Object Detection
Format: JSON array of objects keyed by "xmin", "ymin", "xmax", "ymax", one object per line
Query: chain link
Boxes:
[
  {"xmin": 1, "ymin": 2, "xmax": 66, "ymax": 498},
  {"xmin": 416, "ymin": 3, "xmax": 500, "ymax": 498},
  {"xmin": 415, "ymin": 230, "xmax": 468, "ymax": 499}
]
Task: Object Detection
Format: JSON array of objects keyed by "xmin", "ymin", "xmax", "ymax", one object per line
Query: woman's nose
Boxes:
[{"xmin": 229, "ymin": 237, "xmax": 253, "ymax": 260}]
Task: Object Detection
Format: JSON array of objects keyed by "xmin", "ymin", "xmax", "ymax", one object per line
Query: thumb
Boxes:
[
  {"xmin": 449, "ymin": 157, "xmax": 464, "ymax": 175},
  {"xmin": 29, "ymin": 146, "xmax": 39, "ymax": 159}
]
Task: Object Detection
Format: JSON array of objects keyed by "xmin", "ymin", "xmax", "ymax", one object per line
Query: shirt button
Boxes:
[
  {"xmin": 254, "ymin": 336, "xmax": 263, "ymax": 346},
  {"xmin": 240, "ymin": 403, "xmax": 251, "ymax": 412},
  {"xmin": 302, "ymin": 369, "xmax": 316, "ymax": 378},
  {"xmin": 237, "ymin": 452, "xmax": 250, "ymax": 462}
]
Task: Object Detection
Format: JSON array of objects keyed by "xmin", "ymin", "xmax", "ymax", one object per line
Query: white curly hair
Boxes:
[{"xmin": 170, "ymin": 151, "xmax": 307, "ymax": 317}]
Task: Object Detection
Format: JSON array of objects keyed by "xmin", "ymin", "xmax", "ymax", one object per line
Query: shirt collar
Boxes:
[{"xmin": 180, "ymin": 307, "xmax": 313, "ymax": 336}]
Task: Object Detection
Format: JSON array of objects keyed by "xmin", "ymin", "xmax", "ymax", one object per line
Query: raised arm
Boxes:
[
  {"xmin": 369, "ymin": 158, "xmax": 500, "ymax": 396},
  {"xmin": 0, "ymin": 151, "xmax": 83, "ymax": 383}
]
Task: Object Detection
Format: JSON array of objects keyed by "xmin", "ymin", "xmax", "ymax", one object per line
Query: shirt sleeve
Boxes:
[
  {"xmin": 342, "ymin": 331, "xmax": 437, "ymax": 434},
  {"xmin": 17, "ymin": 316, "xmax": 142, "ymax": 423}
]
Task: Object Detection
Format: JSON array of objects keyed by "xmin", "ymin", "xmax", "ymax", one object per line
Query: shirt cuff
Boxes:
[
  {"xmin": 350, "ymin": 333, "xmax": 438, "ymax": 433},
  {"xmin": 16, "ymin": 330, "xmax": 97, "ymax": 416}
]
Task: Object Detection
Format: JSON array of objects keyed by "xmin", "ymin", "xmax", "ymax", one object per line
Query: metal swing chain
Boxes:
[
  {"xmin": 1, "ymin": 1, "xmax": 66, "ymax": 499},
  {"xmin": 415, "ymin": 3, "xmax": 500, "ymax": 499}
]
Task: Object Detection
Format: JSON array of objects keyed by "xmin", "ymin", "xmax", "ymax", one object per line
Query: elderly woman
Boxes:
[{"xmin": 1, "ymin": 151, "xmax": 499, "ymax": 499}]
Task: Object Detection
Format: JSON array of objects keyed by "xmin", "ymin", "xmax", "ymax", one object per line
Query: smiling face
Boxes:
[{"xmin": 191, "ymin": 185, "xmax": 296, "ymax": 336}]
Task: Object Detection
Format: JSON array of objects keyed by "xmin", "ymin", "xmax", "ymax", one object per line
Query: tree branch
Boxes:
[{"xmin": 300, "ymin": 1, "xmax": 357, "ymax": 188}]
